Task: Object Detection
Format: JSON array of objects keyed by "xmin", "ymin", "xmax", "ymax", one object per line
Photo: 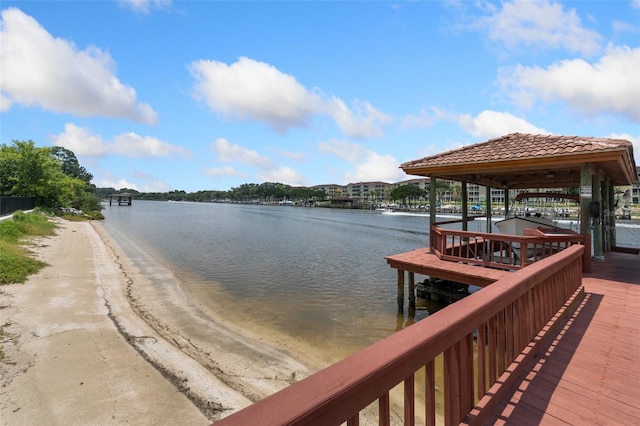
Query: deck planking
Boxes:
[
  {"xmin": 483, "ymin": 251, "xmax": 640, "ymax": 425},
  {"xmin": 385, "ymin": 247, "xmax": 510, "ymax": 287}
]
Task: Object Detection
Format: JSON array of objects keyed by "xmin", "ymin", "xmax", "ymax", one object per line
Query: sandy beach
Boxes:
[{"xmin": 0, "ymin": 219, "xmax": 315, "ymax": 425}]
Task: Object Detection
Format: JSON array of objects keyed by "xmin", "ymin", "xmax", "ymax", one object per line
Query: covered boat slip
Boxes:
[
  {"xmin": 216, "ymin": 135, "xmax": 637, "ymax": 425},
  {"xmin": 387, "ymin": 133, "xmax": 636, "ymax": 311}
]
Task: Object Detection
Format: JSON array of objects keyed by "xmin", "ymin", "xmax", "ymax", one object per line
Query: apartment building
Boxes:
[
  {"xmin": 311, "ymin": 184, "xmax": 344, "ymax": 198},
  {"xmin": 345, "ymin": 181, "xmax": 393, "ymax": 201},
  {"xmin": 314, "ymin": 170, "xmax": 639, "ymax": 206}
]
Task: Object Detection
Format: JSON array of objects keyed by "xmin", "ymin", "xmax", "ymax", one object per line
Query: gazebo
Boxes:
[{"xmin": 400, "ymin": 133, "xmax": 637, "ymax": 257}]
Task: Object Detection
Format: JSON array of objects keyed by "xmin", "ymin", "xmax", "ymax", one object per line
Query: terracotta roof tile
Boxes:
[{"xmin": 401, "ymin": 133, "xmax": 633, "ymax": 169}]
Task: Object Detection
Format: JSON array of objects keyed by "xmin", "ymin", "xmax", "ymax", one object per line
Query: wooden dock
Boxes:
[
  {"xmin": 385, "ymin": 247, "xmax": 510, "ymax": 287},
  {"xmin": 483, "ymin": 250, "xmax": 640, "ymax": 425}
]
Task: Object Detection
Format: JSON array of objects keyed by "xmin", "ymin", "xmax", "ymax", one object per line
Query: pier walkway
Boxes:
[
  {"xmin": 482, "ymin": 250, "xmax": 640, "ymax": 425},
  {"xmin": 216, "ymin": 248, "xmax": 639, "ymax": 425}
]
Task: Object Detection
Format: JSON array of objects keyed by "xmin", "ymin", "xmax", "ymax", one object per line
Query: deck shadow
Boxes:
[{"xmin": 486, "ymin": 291, "xmax": 603, "ymax": 425}]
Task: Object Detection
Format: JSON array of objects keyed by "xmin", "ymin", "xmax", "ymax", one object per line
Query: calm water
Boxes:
[{"xmin": 101, "ymin": 201, "xmax": 640, "ymax": 360}]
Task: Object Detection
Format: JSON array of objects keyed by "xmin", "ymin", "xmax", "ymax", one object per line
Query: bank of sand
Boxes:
[{"xmin": 0, "ymin": 219, "xmax": 320, "ymax": 425}]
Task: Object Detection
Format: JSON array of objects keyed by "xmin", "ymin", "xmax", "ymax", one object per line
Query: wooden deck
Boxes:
[
  {"xmin": 483, "ymin": 250, "xmax": 640, "ymax": 425},
  {"xmin": 385, "ymin": 247, "xmax": 510, "ymax": 288}
]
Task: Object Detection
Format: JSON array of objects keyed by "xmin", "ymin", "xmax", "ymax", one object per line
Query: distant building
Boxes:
[
  {"xmin": 345, "ymin": 181, "xmax": 392, "ymax": 202},
  {"xmin": 311, "ymin": 169, "xmax": 640, "ymax": 206},
  {"xmin": 311, "ymin": 184, "xmax": 344, "ymax": 198},
  {"xmin": 394, "ymin": 178, "xmax": 430, "ymax": 192}
]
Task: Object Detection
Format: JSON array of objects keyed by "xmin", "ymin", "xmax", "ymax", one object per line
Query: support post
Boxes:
[
  {"xmin": 408, "ymin": 272, "xmax": 416, "ymax": 309},
  {"xmin": 504, "ymin": 188, "xmax": 509, "ymax": 219},
  {"xmin": 485, "ymin": 186, "xmax": 492, "ymax": 233},
  {"xmin": 602, "ymin": 179, "xmax": 611, "ymax": 252},
  {"xmin": 579, "ymin": 164, "xmax": 593, "ymax": 238},
  {"xmin": 593, "ymin": 173, "xmax": 603, "ymax": 260},
  {"xmin": 397, "ymin": 269, "xmax": 405, "ymax": 313},
  {"xmin": 429, "ymin": 177, "xmax": 437, "ymax": 224},
  {"xmin": 429, "ymin": 177, "xmax": 437, "ymax": 250},
  {"xmin": 608, "ymin": 180, "xmax": 616, "ymax": 249},
  {"xmin": 461, "ymin": 181, "xmax": 468, "ymax": 231}
]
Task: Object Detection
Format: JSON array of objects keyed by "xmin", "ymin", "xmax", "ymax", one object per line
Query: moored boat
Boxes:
[{"xmin": 496, "ymin": 192, "xmax": 580, "ymax": 235}]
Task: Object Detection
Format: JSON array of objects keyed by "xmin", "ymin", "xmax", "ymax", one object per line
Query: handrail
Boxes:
[
  {"xmin": 428, "ymin": 216, "xmax": 481, "ymax": 249},
  {"xmin": 430, "ymin": 222, "xmax": 591, "ymax": 272},
  {"xmin": 214, "ymin": 245, "xmax": 584, "ymax": 425}
]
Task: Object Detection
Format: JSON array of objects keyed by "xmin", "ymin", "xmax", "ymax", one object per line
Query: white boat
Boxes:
[
  {"xmin": 495, "ymin": 215, "xmax": 553, "ymax": 235},
  {"xmin": 495, "ymin": 192, "xmax": 579, "ymax": 236},
  {"xmin": 495, "ymin": 192, "xmax": 580, "ymax": 262}
]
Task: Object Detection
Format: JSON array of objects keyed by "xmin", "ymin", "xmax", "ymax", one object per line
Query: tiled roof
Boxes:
[
  {"xmin": 400, "ymin": 133, "xmax": 637, "ymax": 188},
  {"xmin": 401, "ymin": 133, "xmax": 633, "ymax": 168}
]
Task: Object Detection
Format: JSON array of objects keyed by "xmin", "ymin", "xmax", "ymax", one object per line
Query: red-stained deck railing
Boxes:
[
  {"xmin": 214, "ymin": 245, "xmax": 585, "ymax": 426},
  {"xmin": 430, "ymin": 219, "xmax": 591, "ymax": 273}
]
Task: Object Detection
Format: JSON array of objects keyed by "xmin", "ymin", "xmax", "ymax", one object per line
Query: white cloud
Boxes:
[
  {"xmin": 401, "ymin": 106, "xmax": 450, "ymax": 129},
  {"xmin": 0, "ymin": 92, "xmax": 12, "ymax": 112},
  {"xmin": 318, "ymin": 139, "xmax": 370, "ymax": 163},
  {"xmin": 202, "ymin": 166, "xmax": 247, "ymax": 178},
  {"xmin": 111, "ymin": 132, "xmax": 191, "ymax": 158},
  {"xmin": 345, "ymin": 152, "xmax": 406, "ymax": 183},
  {"xmin": 498, "ymin": 45, "xmax": 640, "ymax": 121},
  {"xmin": 190, "ymin": 56, "xmax": 388, "ymax": 138},
  {"xmin": 0, "ymin": 8, "xmax": 157, "ymax": 124},
  {"xmin": 131, "ymin": 170, "xmax": 172, "ymax": 192},
  {"xmin": 208, "ymin": 138, "xmax": 306, "ymax": 185},
  {"xmin": 210, "ymin": 138, "xmax": 273, "ymax": 168},
  {"xmin": 95, "ymin": 175, "xmax": 140, "ymax": 191},
  {"xmin": 458, "ymin": 110, "xmax": 550, "ymax": 138},
  {"xmin": 95, "ymin": 170, "xmax": 171, "ymax": 192},
  {"xmin": 257, "ymin": 166, "xmax": 307, "ymax": 186},
  {"xmin": 50, "ymin": 123, "xmax": 108, "ymax": 156},
  {"xmin": 190, "ymin": 57, "xmax": 324, "ymax": 133},
  {"xmin": 117, "ymin": 0, "xmax": 172, "ymax": 14},
  {"xmin": 273, "ymin": 148, "xmax": 306, "ymax": 162},
  {"xmin": 612, "ymin": 20, "xmax": 637, "ymax": 34},
  {"xmin": 141, "ymin": 180, "xmax": 172, "ymax": 192},
  {"xmin": 633, "ymin": 0, "xmax": 640, "ymax": 10},
  {"xmin": 480, "ymin": 0, "xmax": 602, "ymax": 56},
  {"xmin": 328, "ymin": 97, "xmax": 390, "ymax": 139},
  {"xmin": 51, "ymin": 123, "xmax": 190, "ymax": 158},
  {"xmin": 318, "ymin": 139, "xmax": 405, "ymax": 183}
]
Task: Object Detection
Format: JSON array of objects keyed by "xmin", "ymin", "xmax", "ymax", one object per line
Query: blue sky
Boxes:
[{"xmin": 1, "ymin": 0, "xmax": 639, "ymax": 192}]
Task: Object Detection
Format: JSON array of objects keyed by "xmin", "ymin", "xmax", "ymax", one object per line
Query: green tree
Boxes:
[
  {"xmin": 0, "ymin": 140, "xmax": 98, "ymax": 211},
  {"xmin": 50, "ymin": 146, "xmax": 93, "ymax": 184},
  {"xmin": 390, "ymin": 185, "xmax": 425, "ymax": 204},
  {"xmin": 1, "ymin": 140, "xmax": 62, "ymax": 205}
]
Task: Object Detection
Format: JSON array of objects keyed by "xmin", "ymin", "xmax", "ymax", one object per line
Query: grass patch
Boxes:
[{"xmin": 0, "ymin": 210, "xmax": 55, "ymax": 284}]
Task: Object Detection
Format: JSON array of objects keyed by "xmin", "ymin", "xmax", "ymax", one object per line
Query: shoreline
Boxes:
[{"xmin": 0, "ymin": 219, "xmax": 320, "ymax": 424}]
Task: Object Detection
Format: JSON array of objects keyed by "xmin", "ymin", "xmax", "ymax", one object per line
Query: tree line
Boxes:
[
  {"xmin": 1, "ymin": 140, "xmax": 101, "ymax": 213},
  {"xmin": 99, "ymin": 182, "xmax": 453, "ymax": 205},
  {"xmin": 0, "ymin": 139, "xmax": 453, "ymax": 210},
  {"xmin": 97, "ymin": 182, "xmax": 327, "ymax": 203}
]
